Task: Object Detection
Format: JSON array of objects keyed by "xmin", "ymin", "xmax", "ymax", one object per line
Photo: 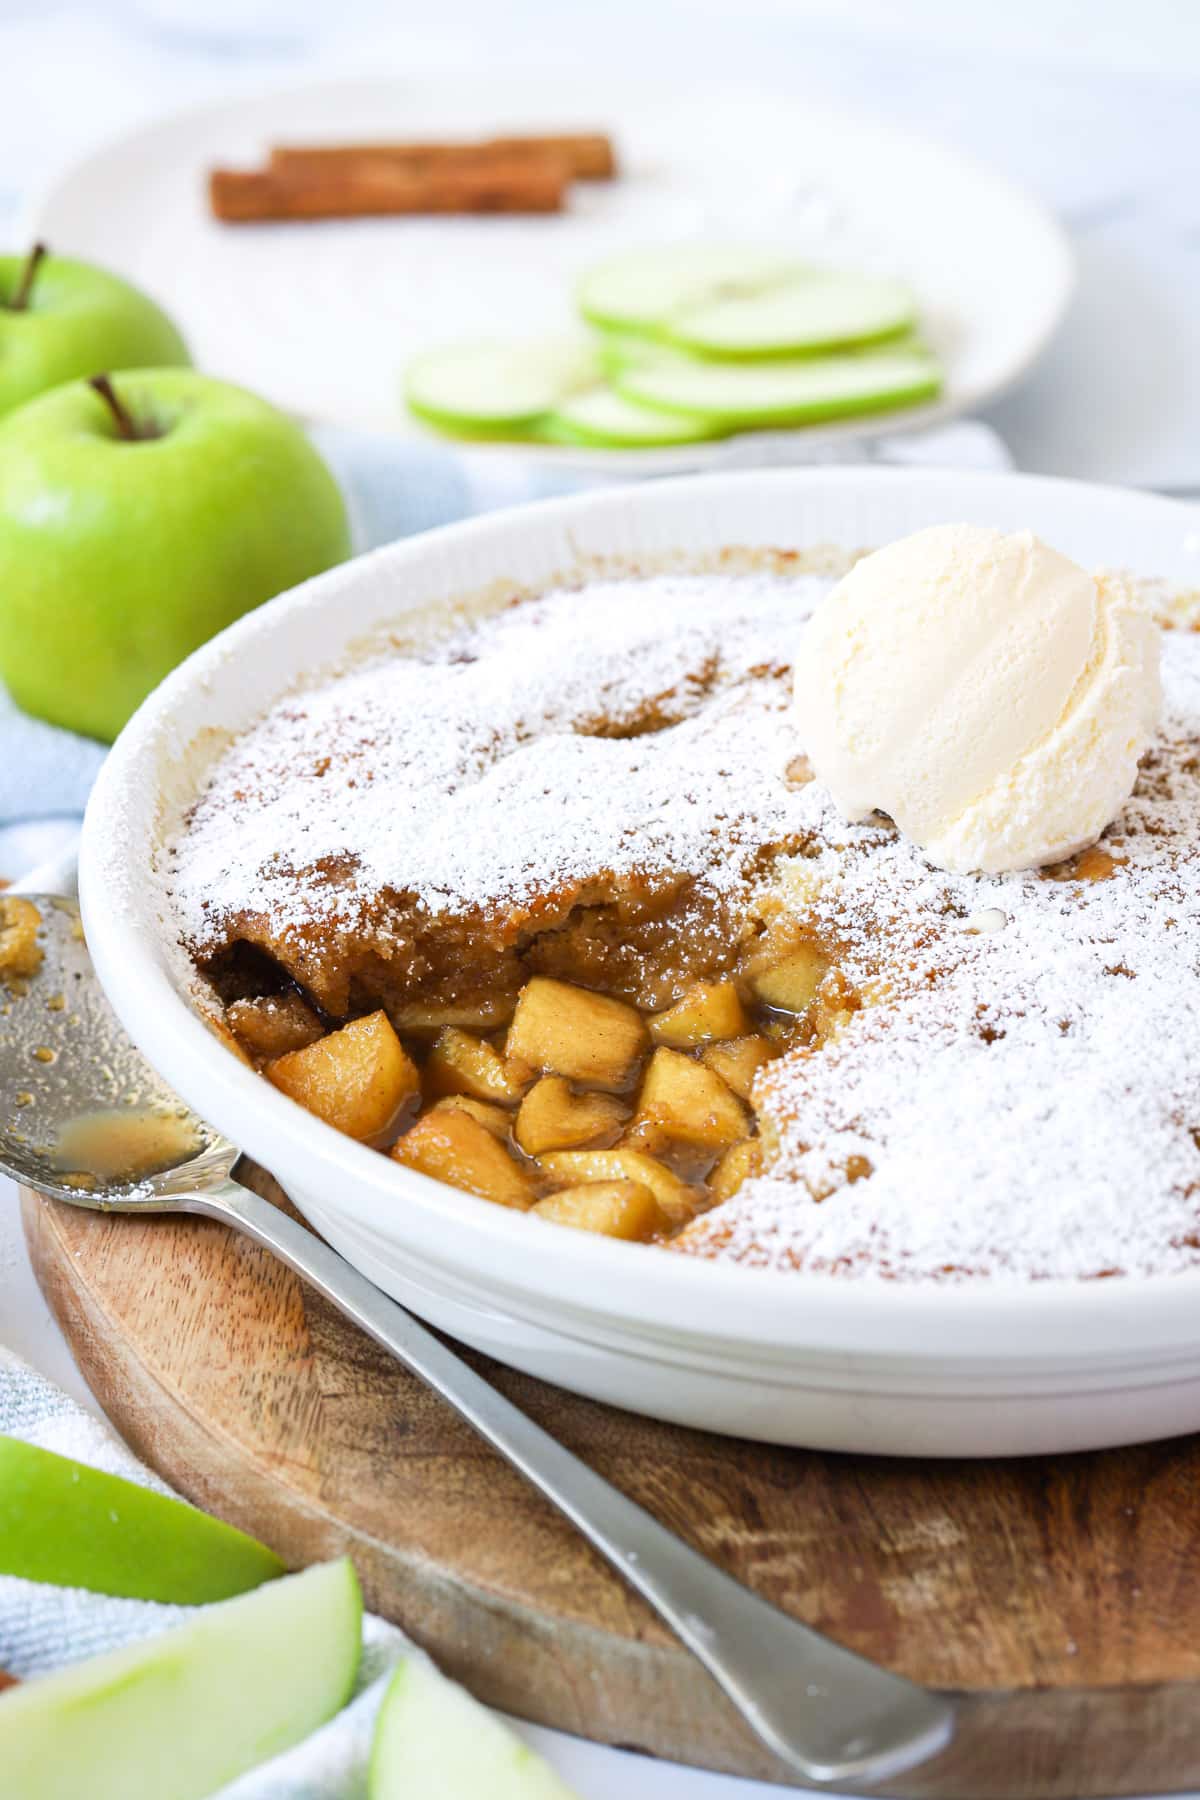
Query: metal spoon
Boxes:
[{"xmin": 0, "ymin": 892, "xmax": 954, "ymax": 1787}]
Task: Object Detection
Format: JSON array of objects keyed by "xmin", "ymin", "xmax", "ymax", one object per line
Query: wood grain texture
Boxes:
[{"xmin": 21, "ymin": 1172, "xmax": 1200, "ymax": 1797}]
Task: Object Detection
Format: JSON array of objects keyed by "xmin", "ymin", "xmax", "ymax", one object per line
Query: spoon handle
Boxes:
[{"xmin": 190, "ymin": 1176, "xmax": 953, "ymax": 1785}]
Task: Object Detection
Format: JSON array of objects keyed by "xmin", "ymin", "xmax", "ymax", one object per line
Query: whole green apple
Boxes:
[
  {"xmin": 0, "ymin": 368, "xmax": 352, "ymax": 740},
  {"xmin": 0, "ymin": 244, "xmax": 190, "ymax": 417}
]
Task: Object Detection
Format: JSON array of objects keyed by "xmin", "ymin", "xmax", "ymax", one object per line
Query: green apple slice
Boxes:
[
  {"xmin": 405, "ymin": 339, "xmax": 598, "ymax": 436},
  {"xmin": 590, "ymin": 326, "xmax": 697, "ymax": 376},
  {"xmin": 577, "ymin": 244, "xmax": 798, "ymax": 335},
  {"xmin": 0, "ymin": 1436, "xmax": 285, "ymax": 1603},
  {"xmin": 666, "ymin": 271, "xmax": 915, "ymax": 358},
  {"xmin": 0, "ymin": 1557, "xmax": 362, "ymax": 1800},
  {"xmin": 542, "ymin": 386, "xmax": 728, "ymax": 448},
  {"xmin": 370, "ymin": 1656, "xmax": 580, "ymax": 1799},
  {"xmin": 614, "ymin": 343, "xmax": 941, "ymax": 427}
]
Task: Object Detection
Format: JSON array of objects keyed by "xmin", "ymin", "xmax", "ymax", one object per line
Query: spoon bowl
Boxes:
[{"xmin": 1, "ymin": 895, "xmax": 235, "ymax": 1206}]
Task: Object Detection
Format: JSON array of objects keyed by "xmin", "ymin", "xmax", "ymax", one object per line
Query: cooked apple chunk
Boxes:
[
  {"xmin": 534, "ymin": 1181, "xmax": 668, "ymax": 1241},
  {"xmin": 710, "ymin": 1137, "xmax": 763, "ymax": 1201},
  {"xmin": 227, "ymin": 993, "xmax": 324, "ymax": 1061},
  {"xmin": 429, "ymin": 1095, "xmax": 513, "ymax": 1140},
  {"xmin": 507, "ymin": 978, "xmax": 647, "ymax": 1090},
  {"xmin": 205, "ymin": 1013, "xmax": 255, "ymax": 1069},
  {"xmin": 637, "ymin": 1047, "xmax": 749, "ymax": 1150},
  {"xmin": 392, "ymin": 1108, "xmax": 534, "ymax": 1209},
  {"xmin": 700, "ymin": 1034, "xmax": 776, "ymax": 1100},
  {"xmin": 502, "ymin": 1046, "xmax": 536, "ymax": 1089},
  {"xmin": 267, "ymin": 1011, "xmax": 418, "ymax": 1142},
  {"xmin": 751, "ymin": 944, "xmax": 829, "ymax": 1015},
  {"xmin": 536, "ymin": 1147, "xmax": 693, "ymax": 1224},
  {"xmin": 649, "ymin": 982, "xmax": 748, "ymax": 1049},
  {"xmin": 615, "ymin": 1115, "xmax": 671, "ymax": 1156},
  {"xmin": 0, "ymin": 896, "xmax": 42, "ymax": 983},
  {"xmin": 425, "ymin": 1027, "xmax": 526, "ymax": 1104},
  {"xmin": 389, "ymin": 994, "xmax": 518, "ymax": 1034},
  {"xmin": 811, "ymin": 967, "xmax": 863, "ymax": 1043},
  {"xmin": 515, "ymin": 1077, "xmax": 628, "ymax": 1156}
]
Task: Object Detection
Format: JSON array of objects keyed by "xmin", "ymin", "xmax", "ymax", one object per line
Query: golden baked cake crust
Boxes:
[{"xmin": 172, "ymin": 568, "xmax": 827, "ymax": 1017}]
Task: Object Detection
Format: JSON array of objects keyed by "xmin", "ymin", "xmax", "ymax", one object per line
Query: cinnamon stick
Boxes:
[
  {"xmin": 270, "ymin": 132, "xmax": 616, "ymax": 182},
  {"xmin": 488, "ymin": 134, "xmax": 615, "ymax": 179},
  {"xmin": 0, "ymin": 1670, "xmax": 18, "ymax": 1693},
  {"xmin": 209, "ymin": 156, "xmax": 567, "ymax": 223}
]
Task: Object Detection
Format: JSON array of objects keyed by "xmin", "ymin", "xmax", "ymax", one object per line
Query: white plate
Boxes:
[
  {"xmin": 27, "ymin": 76, "xmax": 1073, "ymax": 472},
  {"xmin": 80, "ymin": 466, "xmax": 1200, "ymax": 1459}
]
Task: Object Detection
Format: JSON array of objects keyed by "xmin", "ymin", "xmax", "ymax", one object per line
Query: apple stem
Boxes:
[
  {"xmin": 8, "ymin": 242, "xmax": 47, "ymax": 312},
  {"xmin": 88, "ymin": 374, "xmax": 146, "ymax": 442}
]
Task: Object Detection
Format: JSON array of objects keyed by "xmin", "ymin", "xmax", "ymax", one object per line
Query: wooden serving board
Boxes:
[{"xmin": 21, "ymin": 1171, "xmax": 1200, "ymax": 1798}]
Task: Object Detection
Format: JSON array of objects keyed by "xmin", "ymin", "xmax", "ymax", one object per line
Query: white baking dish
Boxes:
[{"xmin": 80, "ymin": 466, "xmax": 1200, "ymax": 1457}]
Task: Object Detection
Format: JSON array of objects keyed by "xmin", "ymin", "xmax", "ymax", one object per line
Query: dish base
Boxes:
[{"xmin": 299, "ymin": 1186, "xmax": 1200, "ymax": 1459}]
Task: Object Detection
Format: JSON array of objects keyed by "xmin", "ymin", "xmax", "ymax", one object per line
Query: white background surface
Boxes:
[{"xmin": 2, "ymin": 2, "xmax": 1199, "ymax": 1794}]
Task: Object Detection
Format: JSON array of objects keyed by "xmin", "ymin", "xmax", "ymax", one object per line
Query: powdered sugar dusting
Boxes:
[
  {"xmin": 168, "ymin": 571, "xmax": 829, "ymax": 947},
  {"xmin": 678, "ymin": 625, "xmax": 1200, "ymax": 1281}
]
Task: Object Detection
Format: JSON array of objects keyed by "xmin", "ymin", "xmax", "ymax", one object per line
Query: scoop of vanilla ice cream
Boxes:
[{"xmin": 793, "ymin": 523, "xmax": 1162, "ymax": 875}]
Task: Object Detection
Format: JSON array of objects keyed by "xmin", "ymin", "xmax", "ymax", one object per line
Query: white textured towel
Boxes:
[{"xmin": 0, "ymin": 1345, "xmax": 412, "ymax": 1798}]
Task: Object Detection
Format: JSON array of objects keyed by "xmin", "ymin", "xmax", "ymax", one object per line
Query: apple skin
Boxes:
[
  {"xmin": 0, "ymin": 368, "xmax": 353, "ymax": 741},
  {"xmin": 0, "ymin": 1435, "xmax": 286, "ymax": 1603},
  {"xmin": 0, "ymin": 252, "xmax": 190, "ymax": 417}
]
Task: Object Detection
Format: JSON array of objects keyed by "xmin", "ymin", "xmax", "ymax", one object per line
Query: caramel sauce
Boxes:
[
  {"xmin": 0, "ymin": 895, "xmax": 44, "ymax": 991},
  {"xmin": 50, "ymin": 1108, "xmax": 200, "ymax": 1186},
  {"xmin": 1044, "ymin": 846, "xmax": 1126, "ymax": 883}
]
